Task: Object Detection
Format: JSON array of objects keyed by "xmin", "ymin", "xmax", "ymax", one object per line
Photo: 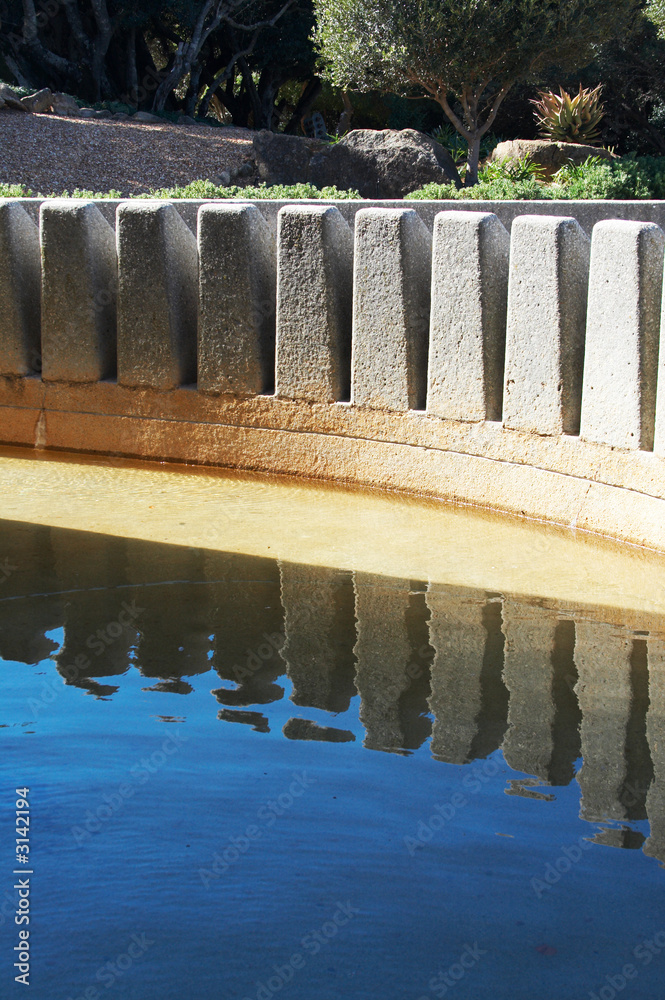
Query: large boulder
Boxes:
[
  {"xmin": 51, "ymin": 92, "xmax": 81, "ymax": 116},
  {"xmin": 0, "ymin": 83, "xmax": 30, "ymax": 112},
  {"xmin": 491, "ymin": 139, "xmax": 615, "ymax": 180},
  {"xmin": 20, "ymin": 88, "xmax": 54, "ymax": 113},
  {"xmin": 252, "ymin": 128, "xmax": 461, "ymax": 196}
]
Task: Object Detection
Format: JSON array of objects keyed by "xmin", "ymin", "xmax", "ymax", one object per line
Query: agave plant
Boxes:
[{"xmin": 530, "ymin": 85, "xmax": 604, "ymax": 144}]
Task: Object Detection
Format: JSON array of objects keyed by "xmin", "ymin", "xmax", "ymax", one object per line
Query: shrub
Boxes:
[{"xmin": 531, "ymin": 85, "xmax": 605, "ymax": 144}]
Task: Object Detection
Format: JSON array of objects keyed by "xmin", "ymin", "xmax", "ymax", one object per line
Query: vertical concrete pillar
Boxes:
[
  {"xmin": 574, "ymin": 622, "xmax": 650, "ymax": 830},
  {"xmin": 502, "ymin": 605, "xmax": 579, "ymax": 785},
  {"xmin": 656, "ymin": 284, "xmax": 665, "ymax": 457},
  {"xmin": 0, "ymin": 200, "xmax": 41, "ymax": 375},
  {"xmin": 275, "ymin": 205, "xmax": 353, "ymax": 402},
  {"xmin": 279, "ymin": 562, "xmax": 356, "ymax": 713},
  {"xmin": 352, "ymin": 208, "xmax": 431, "ymax": 411},
  {"xmin": 198, "ymin": 203, "xmax": 276, "ymax": 395},
  {"xmin": 117, "ymin": 202, "xmax": 198, "ymax": 389},
  {"xmin": 503, "ymin": 215, "xmax": 589, "ymax": 435},
  {"xmin": 426, "ymin": 587, "xmax": 489, "ymax": 764},
  {"xmin": 427, "ymin": 211, "xmax": 509, "ymax": 422},
  {"xmin": 581, "ymin": 220, "xmax": 664, "ymax": 451},
  {"xmin": 41, "ymin": 200, "xmax": 117, "ymax": 382},
  {"xmin": 354, "ymin": 573, "xmax": 430, "ymax": 753},
  {"xmin": 645, "ymin": 637, "xmax": 665, "ymax": 864}
]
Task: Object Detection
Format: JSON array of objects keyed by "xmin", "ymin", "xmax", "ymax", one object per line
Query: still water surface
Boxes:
[{"xmin": 0, "ymin": 456, "xmax": 664, "ymax": 1000}]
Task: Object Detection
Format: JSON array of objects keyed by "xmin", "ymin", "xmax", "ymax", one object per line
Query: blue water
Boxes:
[{"xmin": 0, "ymin": 521, "xmax": 664, "ymax": 1000}]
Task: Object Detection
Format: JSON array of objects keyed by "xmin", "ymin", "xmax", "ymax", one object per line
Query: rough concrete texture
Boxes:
[
  {"xmin": 352, "ymin": 208, "xmax": 431, "ymax": 411},
  {"xmin": 581, "ymin": 220, "xmax": 665, "ymax": 451},
  {"xmin": 652, "ymin": 253, "xmax": 665, "ymax": 458},
  {"xmin": 116, "ymin": 201, "xmax": 197, "ymax": 389},
  {"xmin": 504, "ymin": 215, "xmax": 590, "ymax": 435},
  {"xmin": 427, "ymin": 211, "xmax": 509, "ymax": 421},
  {"xmin": 198, "ymin": 204, "xmax": 276, "ymax": 395},
  {"xmin": 426, "ymin": 588, "xmax": 490, "ymax": 764},
  {"xmin": 40, "ymin": 200, "xmax": 117, "ymax": 382},
  {"xmin": 0, "ymin": 200, "xmax": 41, "ymax": 375},
  {"xmin": 275, "ymin": 206, "xmax": 353, "ymax": 402}
]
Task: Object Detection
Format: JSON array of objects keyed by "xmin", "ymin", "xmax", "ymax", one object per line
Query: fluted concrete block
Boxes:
[
  {"xmin": 41, "ymin": 200, "xmax": 117, "ymax": 382},
  {"xmin": 352, "ymin": 208, "xmax": 431, "ymax": 411},
  {"xmin": 581, "ymin": 220, "xmax": 664, "ymax": 451},
  {"xmin": 117, "ymin": 202, "xmax": 197, "ymax": 389},
  {"xmin": 657, "ymin": 289, "xmax": 665, "ymax": 456},
  {"xmin": 504, "ymin": 215, "xmax": 589, "ymax": 435},
  {"xmin": 275, "ymin": 205, "xmax": 352, "ymax": 402},
  {"xmin": 0, "ymin": 200, "xmax": 41, "ymax": 375},
  {"xmin": 198, "ymin": 204, "xmax": 276, "ymax": 395},
  {"xmin": 427, "ymin": 211, "xmax": 509, "ymax": 421}
]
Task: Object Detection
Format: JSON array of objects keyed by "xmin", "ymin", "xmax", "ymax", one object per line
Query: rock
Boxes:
[
  {"xmin": 178, "ymin": 115, "xmax": 197, "ymax": 126},
  {"xmin": 251, "ymin": 128, "xmax": 460, "ymax": 196},
  {"xmin": 51, "ymin": 92, "xmax": 81, "ymax": 116},
  {"xmin": 93, "ymin": 109, "xmax": 112, "ymax": 119},
  {"xmin": 217, "ymin": 170, "xmax": 231, "ymax": 186},
  {"xmin": 491, "ymin": 139, "xmax": 615, "ymax": 180},
  {"xmin": 0, "ymin": 97, "xmax": 5, "ymax": 111},
  {"xmin": 112, "ymin": 113, "xmax": 130, "ymax": 121},
  {"xmin": 237, "ymin": 162, "xmax": 254, "ymax": 178},
  {"xmin": 253, "ymin": 131, "xmax": 320, "ymax": 186},
  {"xmin": 132, "ymin": 111, "xmax": 163, "ymax": 124},
  {"xmin": 77, "ymin": 108, "xmax": 97, "ymax": 118},
  {"xmin": 20, "ymin": 88, "xmax": 54, "ymax": 113},
  {"xmin": 0, "ymin": 83, "xmax": 30, "ymax": 112}
]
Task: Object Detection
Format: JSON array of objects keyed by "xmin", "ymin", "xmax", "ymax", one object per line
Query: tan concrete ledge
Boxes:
[{"xmin": 1, "ymin": 376, "xmax": 664, "ymax": 552}]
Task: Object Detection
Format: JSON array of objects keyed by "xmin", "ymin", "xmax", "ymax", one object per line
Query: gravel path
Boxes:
[{"xmin": 0, "ymin": 110, "xmax": 255, "ymax": 196}]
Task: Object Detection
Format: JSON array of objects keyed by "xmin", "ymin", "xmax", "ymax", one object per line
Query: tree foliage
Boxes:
[
  {"xmin": 314, "ymin": 0, "xmax": 646, "ymax": 184},
  {"xmin": 0, "ymin": 0, "xmax": 318, "ymax": 128}
]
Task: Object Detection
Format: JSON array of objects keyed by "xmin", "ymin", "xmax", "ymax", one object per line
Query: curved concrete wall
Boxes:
[{"xmin": 1, "ymin": 196, "xmax": 665, "ymax": 550}]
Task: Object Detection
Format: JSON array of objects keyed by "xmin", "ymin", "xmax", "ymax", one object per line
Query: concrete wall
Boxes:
[{"xmin": 1, "ymin": 196, "xmax": 665, "ymax": 551}]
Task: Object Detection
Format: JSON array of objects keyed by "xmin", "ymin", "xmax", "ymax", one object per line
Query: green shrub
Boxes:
[
  {"xmin": 407, "ymin": 154, "xmax": 665, "ymax": 199},
  {"xmin": 0, "ymin": 183, "xmax": 33, "ymax": 198},
  {"xmin": 137, "ymin": 181, "xmax": 362, "ymax": 200}
]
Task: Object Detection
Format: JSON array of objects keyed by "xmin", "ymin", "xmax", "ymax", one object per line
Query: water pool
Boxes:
[{"xmin": 1, "ymin": 452, "xmax": 664, "ymax": 1000}]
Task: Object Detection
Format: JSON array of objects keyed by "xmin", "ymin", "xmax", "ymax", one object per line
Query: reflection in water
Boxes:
[{"xmin": 1, "ymin": 518, "xmax": 665, "ymax": 866}]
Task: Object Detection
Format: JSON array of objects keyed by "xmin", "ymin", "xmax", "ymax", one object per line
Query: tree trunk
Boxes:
[
  {"xmin": 465, "ymin": 134, "xmax": 482, "ymax": 187},
  {"xmin": 283, "ymin": 77, "xmax": 322, "ymax": 134}
]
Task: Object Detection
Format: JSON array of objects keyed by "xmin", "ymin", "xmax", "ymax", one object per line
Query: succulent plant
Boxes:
[{"xmin": 530, "ymin": 85, "xmax": 604, "ymax": 144}]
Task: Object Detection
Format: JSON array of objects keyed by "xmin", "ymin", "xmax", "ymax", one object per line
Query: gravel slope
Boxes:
[{"xmin": 0, "ymin": 110, "xmax": 255, "ymax": 196}]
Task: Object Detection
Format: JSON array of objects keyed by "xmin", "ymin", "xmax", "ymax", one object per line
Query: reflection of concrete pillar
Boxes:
[
  {"xmin": 575, "ymin": 622, "xmax": 650, "ymax": 825},
  {"xmin": 427, "ymin": 588, "xmax": 487, "ymax": 765},
  {"xmin": 53, "ymin": 530, "xmax": 135, "ymax": 690},
  {"xmin": 645, "ymin": 638, "xmax": 665, "ymax": 864},
  {"xmin": 0, "ymin": 521, "xmax": 62, "ymax": 665},
  {"xmin": 353, "ymin": 573, "xmax": 431, "ymax": 753},
  {"xmin": 125, "ymin": 538, "xmax": 209, "ymax": 680},
  {"xmin": 210, "ymin": 552, "xmax": 285, "ymax": 708},
  {"xmin": 279, "ymin": 562, "xmax": 356, "ymax": 714},
  {"xmin": 502, "ymin": 605, "xmax": 580, "ymax": 785}
]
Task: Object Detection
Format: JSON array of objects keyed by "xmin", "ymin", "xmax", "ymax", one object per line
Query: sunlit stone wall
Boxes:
[{"xmin": 1, "ymin": 197, "xmax": 665, "ymax": 549}]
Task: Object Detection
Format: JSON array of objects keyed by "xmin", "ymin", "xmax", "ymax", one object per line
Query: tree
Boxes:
[{"xmin": 314, "ymin": 0, "xmax": 645, "ymax": 185}]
